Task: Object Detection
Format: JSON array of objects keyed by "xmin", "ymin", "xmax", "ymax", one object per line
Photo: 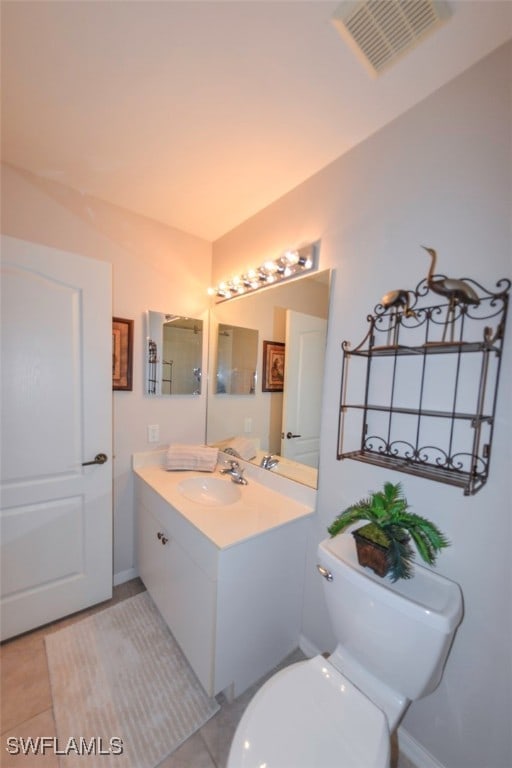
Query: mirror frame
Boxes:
[
  {"xmin": 146, "ymin": 311, "xmax": 204, "ymax": 396},
  {"xmin": 206, "ymin": 270, "xmax": 332, "ymax": 488}
]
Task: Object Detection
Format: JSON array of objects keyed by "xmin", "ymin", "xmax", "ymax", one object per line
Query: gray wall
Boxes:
[{"xmin": 213, "ymin": 42, "xmax": 512, "ymax": 768}]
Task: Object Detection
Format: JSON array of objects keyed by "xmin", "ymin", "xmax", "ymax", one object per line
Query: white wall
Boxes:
[
  {"xmin": 212, "ymin": 42, "xmax": 512, "ymax": 768},
  {"xmin": 0, "ymin": 164, "xmax": 212, "ymax": 582}
]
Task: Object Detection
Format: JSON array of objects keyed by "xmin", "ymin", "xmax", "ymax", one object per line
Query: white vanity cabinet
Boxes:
[
  {"xmin": 136, "ymin": 486, "xmax": 217, "ymax": 692},
  {"xmin": 135, "ymin": 466, "xmax": 313, "ymax": 698}
]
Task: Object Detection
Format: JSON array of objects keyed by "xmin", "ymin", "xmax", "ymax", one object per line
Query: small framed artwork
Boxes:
[
  {"xmin": 262, "ymin": 341, "xmax": 285, "ymax": 392},
  {"xmin": 112, "ymin": 317, "xmax": 134, "ymax": 391}
]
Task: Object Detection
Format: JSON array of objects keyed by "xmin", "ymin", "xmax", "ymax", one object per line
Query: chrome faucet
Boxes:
[
  {"xmin": 260, "ymin": 454, "xmax": 279, "ymax": 470},
  {"xmin": 220, "ymin": 459, "xmax": 248, "ymax": 485}
]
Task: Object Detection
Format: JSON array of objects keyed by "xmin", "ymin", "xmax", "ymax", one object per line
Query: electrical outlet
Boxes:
[{"xmin": 147, "ymin": 424, "xmax": 160, "ymax": 443}]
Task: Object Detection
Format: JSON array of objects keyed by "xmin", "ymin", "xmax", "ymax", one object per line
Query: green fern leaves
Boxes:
[{"xmin": 327, "ymin": 482, "xmax": 450, "ymax": 581}]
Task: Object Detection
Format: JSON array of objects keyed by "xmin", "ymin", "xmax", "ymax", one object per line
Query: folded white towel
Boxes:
[
  {"xmin": 224, "ymin": 436, "xmax": 256, "ymax": 461},
  {"xmin": 166, "ymin": 444, "xmax": 219, "ymax": 472}
]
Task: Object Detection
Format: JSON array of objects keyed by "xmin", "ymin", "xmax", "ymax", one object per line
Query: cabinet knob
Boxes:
[{"xmin": 157, "ymin": 531, "xmax": 169, "ymax": 545}]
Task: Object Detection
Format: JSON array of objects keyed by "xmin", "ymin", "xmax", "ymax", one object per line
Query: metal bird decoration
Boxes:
[
  {"xmin": 422, "ymin": 246, "xmax": 480, "ymax": 305},
  {"xmin": 380, "ymin": 289, "xmax": 414, "ymax": 317},
  {"xmin": 379, "ymin": 289, "xmax": 414, "ymax": 346},
  {"xmin": 422, "ymin": 246, "xmax": 480, "ymax": 341}
]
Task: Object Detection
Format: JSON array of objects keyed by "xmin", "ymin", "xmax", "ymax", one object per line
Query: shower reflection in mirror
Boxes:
[
  {"xmin": 215, "ymin": 324, "xmax": 258, "ymax": 394},
  {"xmin": 146, "ymin": 311, "xmax": 203, "ymax": 395}
]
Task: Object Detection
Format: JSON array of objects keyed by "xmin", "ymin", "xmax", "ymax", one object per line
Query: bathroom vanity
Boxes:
[{"xmin": 133, "ymin": 451, "xmax": 315, "ymax": 698}]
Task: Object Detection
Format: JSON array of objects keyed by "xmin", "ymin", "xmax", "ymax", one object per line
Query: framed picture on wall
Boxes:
[
  {"xmin": 262, "ymin": 341, "xmax": 285, "ymax": 392},
  {"xmin": 112, "ymin": 317, "xmax": 134, "ymax": 391}
]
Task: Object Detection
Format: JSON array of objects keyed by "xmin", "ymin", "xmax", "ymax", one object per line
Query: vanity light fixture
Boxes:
[{"xmin": 208, "ymin": 242, "xmax": 319, "ymax": 302}]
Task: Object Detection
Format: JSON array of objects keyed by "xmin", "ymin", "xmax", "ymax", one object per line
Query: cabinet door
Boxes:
[
  {"xmin": 216, "ymin": 518, "xmax": 310, "ymax": 697},
  {"xmin": 136, "ymin": 500, "xmax": 216, "ymax": 695}
]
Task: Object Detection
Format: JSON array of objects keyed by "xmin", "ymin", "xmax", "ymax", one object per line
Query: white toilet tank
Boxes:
[{"xmin": 318, "ymin": 535, "xmax": 463, "ymax": 703}]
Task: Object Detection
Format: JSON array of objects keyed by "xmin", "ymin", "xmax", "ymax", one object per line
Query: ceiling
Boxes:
[{"xmin": 2, "ymin": 1, "xmax": 511, "ymax": 241}]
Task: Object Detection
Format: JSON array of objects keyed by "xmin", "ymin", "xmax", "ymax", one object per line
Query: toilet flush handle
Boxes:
[{"xmin": 316, "ymin": 564, "xmax": 333, "ymax": 582}]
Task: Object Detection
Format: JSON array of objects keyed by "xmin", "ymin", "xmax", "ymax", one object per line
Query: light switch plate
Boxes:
[{"xmin": 147, "ymin": 424, "xmax": 160, "ymax": 443}]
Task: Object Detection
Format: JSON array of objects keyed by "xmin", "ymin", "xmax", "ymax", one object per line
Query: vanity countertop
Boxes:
[{"xmin": 134, "ymin": 460, "xmax": 315, "ymax": 550}]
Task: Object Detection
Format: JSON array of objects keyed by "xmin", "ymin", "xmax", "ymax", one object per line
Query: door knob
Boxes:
[
  {"xmin": 286, "ymin": 432, "xmax": 302, "ymax": 439},
  {"xmin": 82, "ymin": 453, "xmax": 108, "ymax": 466}
]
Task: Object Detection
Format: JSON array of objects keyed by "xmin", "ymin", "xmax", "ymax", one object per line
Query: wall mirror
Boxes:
[
  {"xmin": 215, "ymin": 323, "xmax": 258, "ymax": 394},
  {"xmin": 207, "ymin": 270, "xmax": 331, "ymax": 488},
  {"xmin": 146, "ymin": 311, "xmax": 203, "ymax": 395}
]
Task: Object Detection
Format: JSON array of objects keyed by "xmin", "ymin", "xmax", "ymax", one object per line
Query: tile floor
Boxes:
[{"xmin": 1, "ymin": 580, "xmax": 416, "ymax": 768}]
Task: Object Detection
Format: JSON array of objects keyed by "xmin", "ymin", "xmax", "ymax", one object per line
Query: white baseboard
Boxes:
[
  {"xmin": 113, "ymin": 567, "xmax": 138, "ymax": 587},
  {"xmin": 397, "ymin": 728, "xmax": 446, "ymax": 768},
  {"xmin": 299, "ymin": 634, "xmax": 445, "ymax": 768}
]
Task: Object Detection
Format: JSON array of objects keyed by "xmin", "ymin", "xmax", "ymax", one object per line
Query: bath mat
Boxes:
[{"xmin": 45, "ymin": 591, "xmax": 219, "ymax": 767}]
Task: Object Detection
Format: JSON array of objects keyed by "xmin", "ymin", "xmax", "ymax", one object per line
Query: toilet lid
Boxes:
[{"xmin": 228, "ymin": 655, "xmax": 390, "ymax": 768}]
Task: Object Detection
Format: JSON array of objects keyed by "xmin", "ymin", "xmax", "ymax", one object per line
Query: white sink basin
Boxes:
[{"xmin": 178, "ymin": 476, "xmax": 241, "ymax": 506}]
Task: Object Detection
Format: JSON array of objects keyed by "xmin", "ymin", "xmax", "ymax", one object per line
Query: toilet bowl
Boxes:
[
  {"xmin": 227, "ymin": 534, "xmax": 463, "ymax": 768},
  {"xmin": 228, "ymin": 655, "xmax": 390, "ymax": 768}
]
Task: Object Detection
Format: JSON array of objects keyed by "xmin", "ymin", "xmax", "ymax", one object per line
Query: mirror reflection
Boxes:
[
  {"xmin": 146, "ymin": 311, "xmax": 203, "ymax": 395},
  {"xmin": 207, "ymin": 270, "xmax": 331, "ymax": 488},
  {"xmin": 216, "ymin": 324, "xmax": 258, "ymax": 394}
]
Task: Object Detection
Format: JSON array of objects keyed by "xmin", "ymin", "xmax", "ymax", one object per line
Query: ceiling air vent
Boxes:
[{"xmin": 332, "ymin": 0, "xmax": 451, "ymax": 76}]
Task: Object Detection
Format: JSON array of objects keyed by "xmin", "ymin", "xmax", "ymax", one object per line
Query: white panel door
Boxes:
[
  {"xmin": 281, "ymin": 310, "xmax": 327, "ymax": 467},
  {"xmin": 1, "ymin": 235, "xmax": 113, "ymax": 640}
]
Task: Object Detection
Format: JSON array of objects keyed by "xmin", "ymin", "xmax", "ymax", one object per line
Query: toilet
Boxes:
[{"xmin": 227, "ymin": 533, "xmax": 463, "ymax": 768}]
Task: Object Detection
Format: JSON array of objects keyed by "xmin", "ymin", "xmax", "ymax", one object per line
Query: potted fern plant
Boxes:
[{"xmin": 327, "ymin": 481, "xmax": 450, "ymax": 582}]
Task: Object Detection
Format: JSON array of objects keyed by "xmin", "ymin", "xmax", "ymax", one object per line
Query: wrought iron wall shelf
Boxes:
[
  {"xmin": 350, "ymin": 340, "xmax": 500, "ymax": 356},
  {"xmin": 337, "ymin": 276, "xmax": 509, "ymax": 495}
]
